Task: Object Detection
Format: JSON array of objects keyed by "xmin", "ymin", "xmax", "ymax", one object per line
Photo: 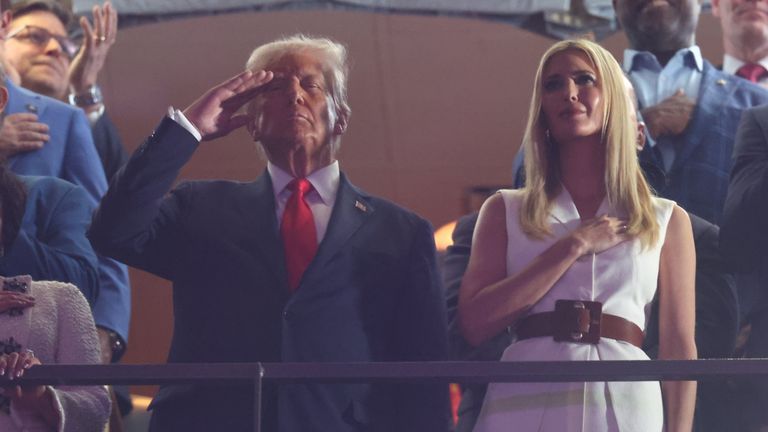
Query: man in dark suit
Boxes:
[
  {"xmin": 89, "ymin": 35, "xmax": 449, "ymax": 432},
  {"xmin": 722, "ymin": 104, "xmax": 768, "ymax": 430}
]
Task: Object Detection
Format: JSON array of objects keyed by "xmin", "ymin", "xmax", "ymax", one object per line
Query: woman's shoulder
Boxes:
[
  {"xmin": 650, "ymin": 196, "xmax": 677, "ymax": 221},
  {"xmin": 31, "ymin": 281, "xmax": 90, "ymax": 314}
]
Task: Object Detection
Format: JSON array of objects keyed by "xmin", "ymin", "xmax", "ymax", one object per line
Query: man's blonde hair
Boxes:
[{"xmin": 246, "ymin": 34, "xmax": 351, "ymax": 151}]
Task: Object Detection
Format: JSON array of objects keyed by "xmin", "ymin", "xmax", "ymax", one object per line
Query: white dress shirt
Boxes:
[
  {"xmin": 722, "ymin": 54, "xmax": 768, "ymax": 88},
  {"xmin": 268, "ymin": 161, "xmax": 339, "ymax": 243},
  {"xmin": 167, "ymin": 107, "xmax": 339, "ymax": 243}
]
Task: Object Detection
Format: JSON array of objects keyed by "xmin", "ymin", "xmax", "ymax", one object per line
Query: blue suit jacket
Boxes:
[
  {"xmin": 637, "ymin": 61, "xmax": 768, "ymax": 225},
  {"xmin": 0, "ymin": 175, "xmax": 98, "ymax": 302},
  {"xmin": 4, "ymin": 80, "xmax": 131, "ymax": 342},
  {"xmin": 89, "ymin": 118, "xmax": 450, "ymax": 432}
]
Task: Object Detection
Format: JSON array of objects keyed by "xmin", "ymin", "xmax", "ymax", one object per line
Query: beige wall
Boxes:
[{"xmin": 103, "ymin": 10, "xmax": 724, "ymax": 395}]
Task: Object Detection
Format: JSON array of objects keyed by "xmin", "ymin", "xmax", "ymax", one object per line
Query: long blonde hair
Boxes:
[{"xmin": 519, "ymin": 39, "xmax": 659, "ymax": 248}]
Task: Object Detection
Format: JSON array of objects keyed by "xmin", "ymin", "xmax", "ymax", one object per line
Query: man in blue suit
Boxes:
[
  {"xmin": 613, "ymin": 0, "xmax": 768, "ymax": 226},
  {"xmin": 89, "ymin": 35, "xmax": 449, "ymax": 432},
  {"xmin": 0, "ymin": 2, "xmax": 130, "ymax": 363}
]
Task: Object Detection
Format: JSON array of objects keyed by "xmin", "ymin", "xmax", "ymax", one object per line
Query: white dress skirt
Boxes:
[{"xmin": 472, "ymin": 189, "xmax": 674, "ymax": 432}]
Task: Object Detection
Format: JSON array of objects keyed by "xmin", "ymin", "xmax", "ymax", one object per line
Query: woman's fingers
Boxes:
[{"xmin": 0, "ymin": 292, "xmax": 35, "ymax": 313}]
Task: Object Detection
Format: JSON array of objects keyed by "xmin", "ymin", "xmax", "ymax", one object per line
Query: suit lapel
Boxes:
[
  {"xmin": 304, "ymin": 173, "xmax": 372, "ymax": 279},
  {"xmin": 670, "ymin": 63, "xmax": 734, "ymax": 172},
  {"xmin": 5, "ymin": 79, "xmax": 46, "ymax": 117},
  {"xmin": 241, "ymin": 172, "xmax": 289, "ymax": 291}
]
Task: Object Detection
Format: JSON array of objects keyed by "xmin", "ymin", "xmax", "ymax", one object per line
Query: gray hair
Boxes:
[{"xmin": 246, "ymin": 34, "xmax": 351, "ymax": 127}]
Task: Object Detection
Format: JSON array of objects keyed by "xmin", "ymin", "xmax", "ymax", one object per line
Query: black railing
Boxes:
[{"xmin": 6, "ymin": 360, "xmax": 768, "ymax": 431}]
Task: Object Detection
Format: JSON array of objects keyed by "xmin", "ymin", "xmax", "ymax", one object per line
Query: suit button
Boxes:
[{"xmin": 283, "ymin": 310, "xmax": 293, "ymax": 320}]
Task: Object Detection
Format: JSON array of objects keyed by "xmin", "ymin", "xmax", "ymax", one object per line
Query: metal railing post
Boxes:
[{"xmin": 254, "ymin": 362, "xmax": 264, "ymax": 432}]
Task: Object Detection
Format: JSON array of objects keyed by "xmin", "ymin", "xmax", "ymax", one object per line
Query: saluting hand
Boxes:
[{"xmin": 183, "ymin": 69, "xmax": 274, "ymax": 141}]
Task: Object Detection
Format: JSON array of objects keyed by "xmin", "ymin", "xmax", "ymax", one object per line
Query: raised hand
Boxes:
[
  {"xmin": 183, "ymin": 69, "xmax": 274, "ymax": 141},
  {"xmin": 570, "ymin": 215, "xmax": 629, "ymax": 255},
  {"xmin": 68, "ymin": 1, "xmax": 117, "ymax": 99}
]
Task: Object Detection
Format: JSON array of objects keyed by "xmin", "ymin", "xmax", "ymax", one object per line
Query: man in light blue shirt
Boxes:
[{"xmin": 614, "ymin": 0, "xmax": 768, "ymax": 225}]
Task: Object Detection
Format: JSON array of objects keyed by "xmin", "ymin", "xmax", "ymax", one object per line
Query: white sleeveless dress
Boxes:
[{"xmin": 472, "ymin": 189, "xmax": 674, "ymax": 432}]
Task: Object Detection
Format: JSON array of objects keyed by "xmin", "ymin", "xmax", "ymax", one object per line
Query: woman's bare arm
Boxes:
[
  {"xmin": 458, "ymin": 193, "xmax": 626, "ymax": 346},
  {"xmin": 658, "ymin": 205, "xmax": 697, "ymax": 432}
]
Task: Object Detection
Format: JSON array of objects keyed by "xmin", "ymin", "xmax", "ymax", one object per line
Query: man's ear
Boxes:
[
  {"xmin": 333, "ymin": 111, "xmax": 349, "ymax": 135},
  {"xmin": 636, "ymin": 121, "xmax": 647, "ymax": 152},
  {"xmin": 0, "ymin": 86, "xmax": 8, "ymax": 113},
  {"xmin": 0, "ymin": 10, "xmax": 10, "ymax": 36},
  {"xmin": 245, "ymin": 115, "xmax": 260, "ymax": 142},
  {"xmin": 711, "ymin": 0, "xmax": 721, "ymax": 17}
]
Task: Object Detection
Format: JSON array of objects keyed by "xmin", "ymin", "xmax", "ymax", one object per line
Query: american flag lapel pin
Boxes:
[{"xmin": 355, "ymin": 200, "xmax": 367, "ymax": 212}]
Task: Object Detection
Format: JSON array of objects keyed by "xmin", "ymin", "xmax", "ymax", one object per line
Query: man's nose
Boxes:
[
  {"xmin": 44, "ymin": 37, "xmax": 65, "ymax": 57},
  {"xmin": 286, "ymin": 80, "xmax": 305, "ymax": 105}
]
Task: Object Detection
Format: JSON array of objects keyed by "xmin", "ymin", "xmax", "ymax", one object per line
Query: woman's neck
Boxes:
[{"xmin": 558, "ymin": 137, "xmax": 605, "ymax": 219}]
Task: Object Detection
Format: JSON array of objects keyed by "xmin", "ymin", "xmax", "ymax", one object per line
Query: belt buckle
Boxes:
[{"xmin": 553, "ymin": 299, "xmax": 602, "ymax": 344}]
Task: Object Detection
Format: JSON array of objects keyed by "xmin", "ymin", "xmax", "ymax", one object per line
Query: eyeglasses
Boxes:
[{"xmin": 6, "ymin": 25, "xmax": 78, "ymax": 59}]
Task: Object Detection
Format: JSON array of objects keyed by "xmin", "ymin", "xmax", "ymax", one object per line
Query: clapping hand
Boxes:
[{"xmin": 68, "ymin": 1, "xmax": 117, "ymax": 102}]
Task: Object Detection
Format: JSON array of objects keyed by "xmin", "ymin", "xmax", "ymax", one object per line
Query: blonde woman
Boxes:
[{"xmin": 458, "ymin": 39, "xmax": 696, "ymax": 432}]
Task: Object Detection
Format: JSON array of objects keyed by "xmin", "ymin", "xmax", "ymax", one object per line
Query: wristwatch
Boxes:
[
  {"xmin": 68, "ymin": 84, "xmax": 103, "ymax": 107},
  {"xmin": 99, "ymin": 327, "xmax": 126, "ymax": 361}
]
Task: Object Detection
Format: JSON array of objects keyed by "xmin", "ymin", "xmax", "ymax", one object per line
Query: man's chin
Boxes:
[{"xmin": 22, "ymin": 75, "xmax": 65, "ymax": 99}]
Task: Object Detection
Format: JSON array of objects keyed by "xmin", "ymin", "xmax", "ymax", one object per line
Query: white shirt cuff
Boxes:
[
  {"xmin": 167, "ymin": 106, "xmax": 202, "ymax": 142},
  {"xmin": 86, "ymin": 104, "xmax": 105, "ymax": 126}
]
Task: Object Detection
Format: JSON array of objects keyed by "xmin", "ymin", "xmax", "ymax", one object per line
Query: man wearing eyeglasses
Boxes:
[
  {"xmin": 4, "ymin": 0, "xmax": 126, "ymax": 182},
  {"xmin": 0, "ymin": 0, "xmax": 131, "ymax": 420}
]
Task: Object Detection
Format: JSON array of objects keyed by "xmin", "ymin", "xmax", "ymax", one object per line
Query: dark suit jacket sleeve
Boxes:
[
  {"xmin": 92, "ymin": 110, "xmax": 129, "ymax": 183},
  {"xmin": 722, "ymin": 106, "xmax": 768, "ymax": 271},
  {"xmin": 88, "ymin": 117, "xmax": 200, "ymax": 280},
  {"xmin": 690, "ymin": 215, "xmax": 738, "ymax": 358},
  {"xmin": 444, "ymin": 213, "xmax": 512, "ymax": 362},
  {"xmin": 393, "ymin": 217, "xmax": 450, "ymax": 431},
  {"xmin": 0, "ymin": 178, "xmax": 99, "ymax": 304}
]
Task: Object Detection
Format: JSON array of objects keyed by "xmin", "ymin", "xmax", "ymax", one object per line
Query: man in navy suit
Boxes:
[
  {"xmin": 89, "ymin": 35, "xmax": 449, "ymax": 432},
  {"xmin": 721, "ymin": 104, "xmax": 768, "ymax": 430}
]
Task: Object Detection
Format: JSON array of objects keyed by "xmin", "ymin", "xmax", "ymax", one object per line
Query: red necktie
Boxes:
[
  {"xmin": 281, "ymin": 178, "xmax": 318, "ymax": 292},
  {"xmin": 736, "ymin": 63, "xmax": 768, "ymax": 83}
]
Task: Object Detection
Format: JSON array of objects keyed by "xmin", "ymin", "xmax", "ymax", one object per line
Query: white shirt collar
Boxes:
[
  {"xmin": 267, "ymin": 160, "xmax": 340, "ymax": 205},
  {"xmin": 623, "ymin": 45, "xmax": 704, "ymax": 73},
  {"xmin": 722, "ymin": 53, "xmax": 768, "ymax": 76}
]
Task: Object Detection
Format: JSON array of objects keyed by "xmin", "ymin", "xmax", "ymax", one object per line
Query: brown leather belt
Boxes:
[{"xmin": 516, "ymin": 299, "xmax": 644, "ymax": 349}]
